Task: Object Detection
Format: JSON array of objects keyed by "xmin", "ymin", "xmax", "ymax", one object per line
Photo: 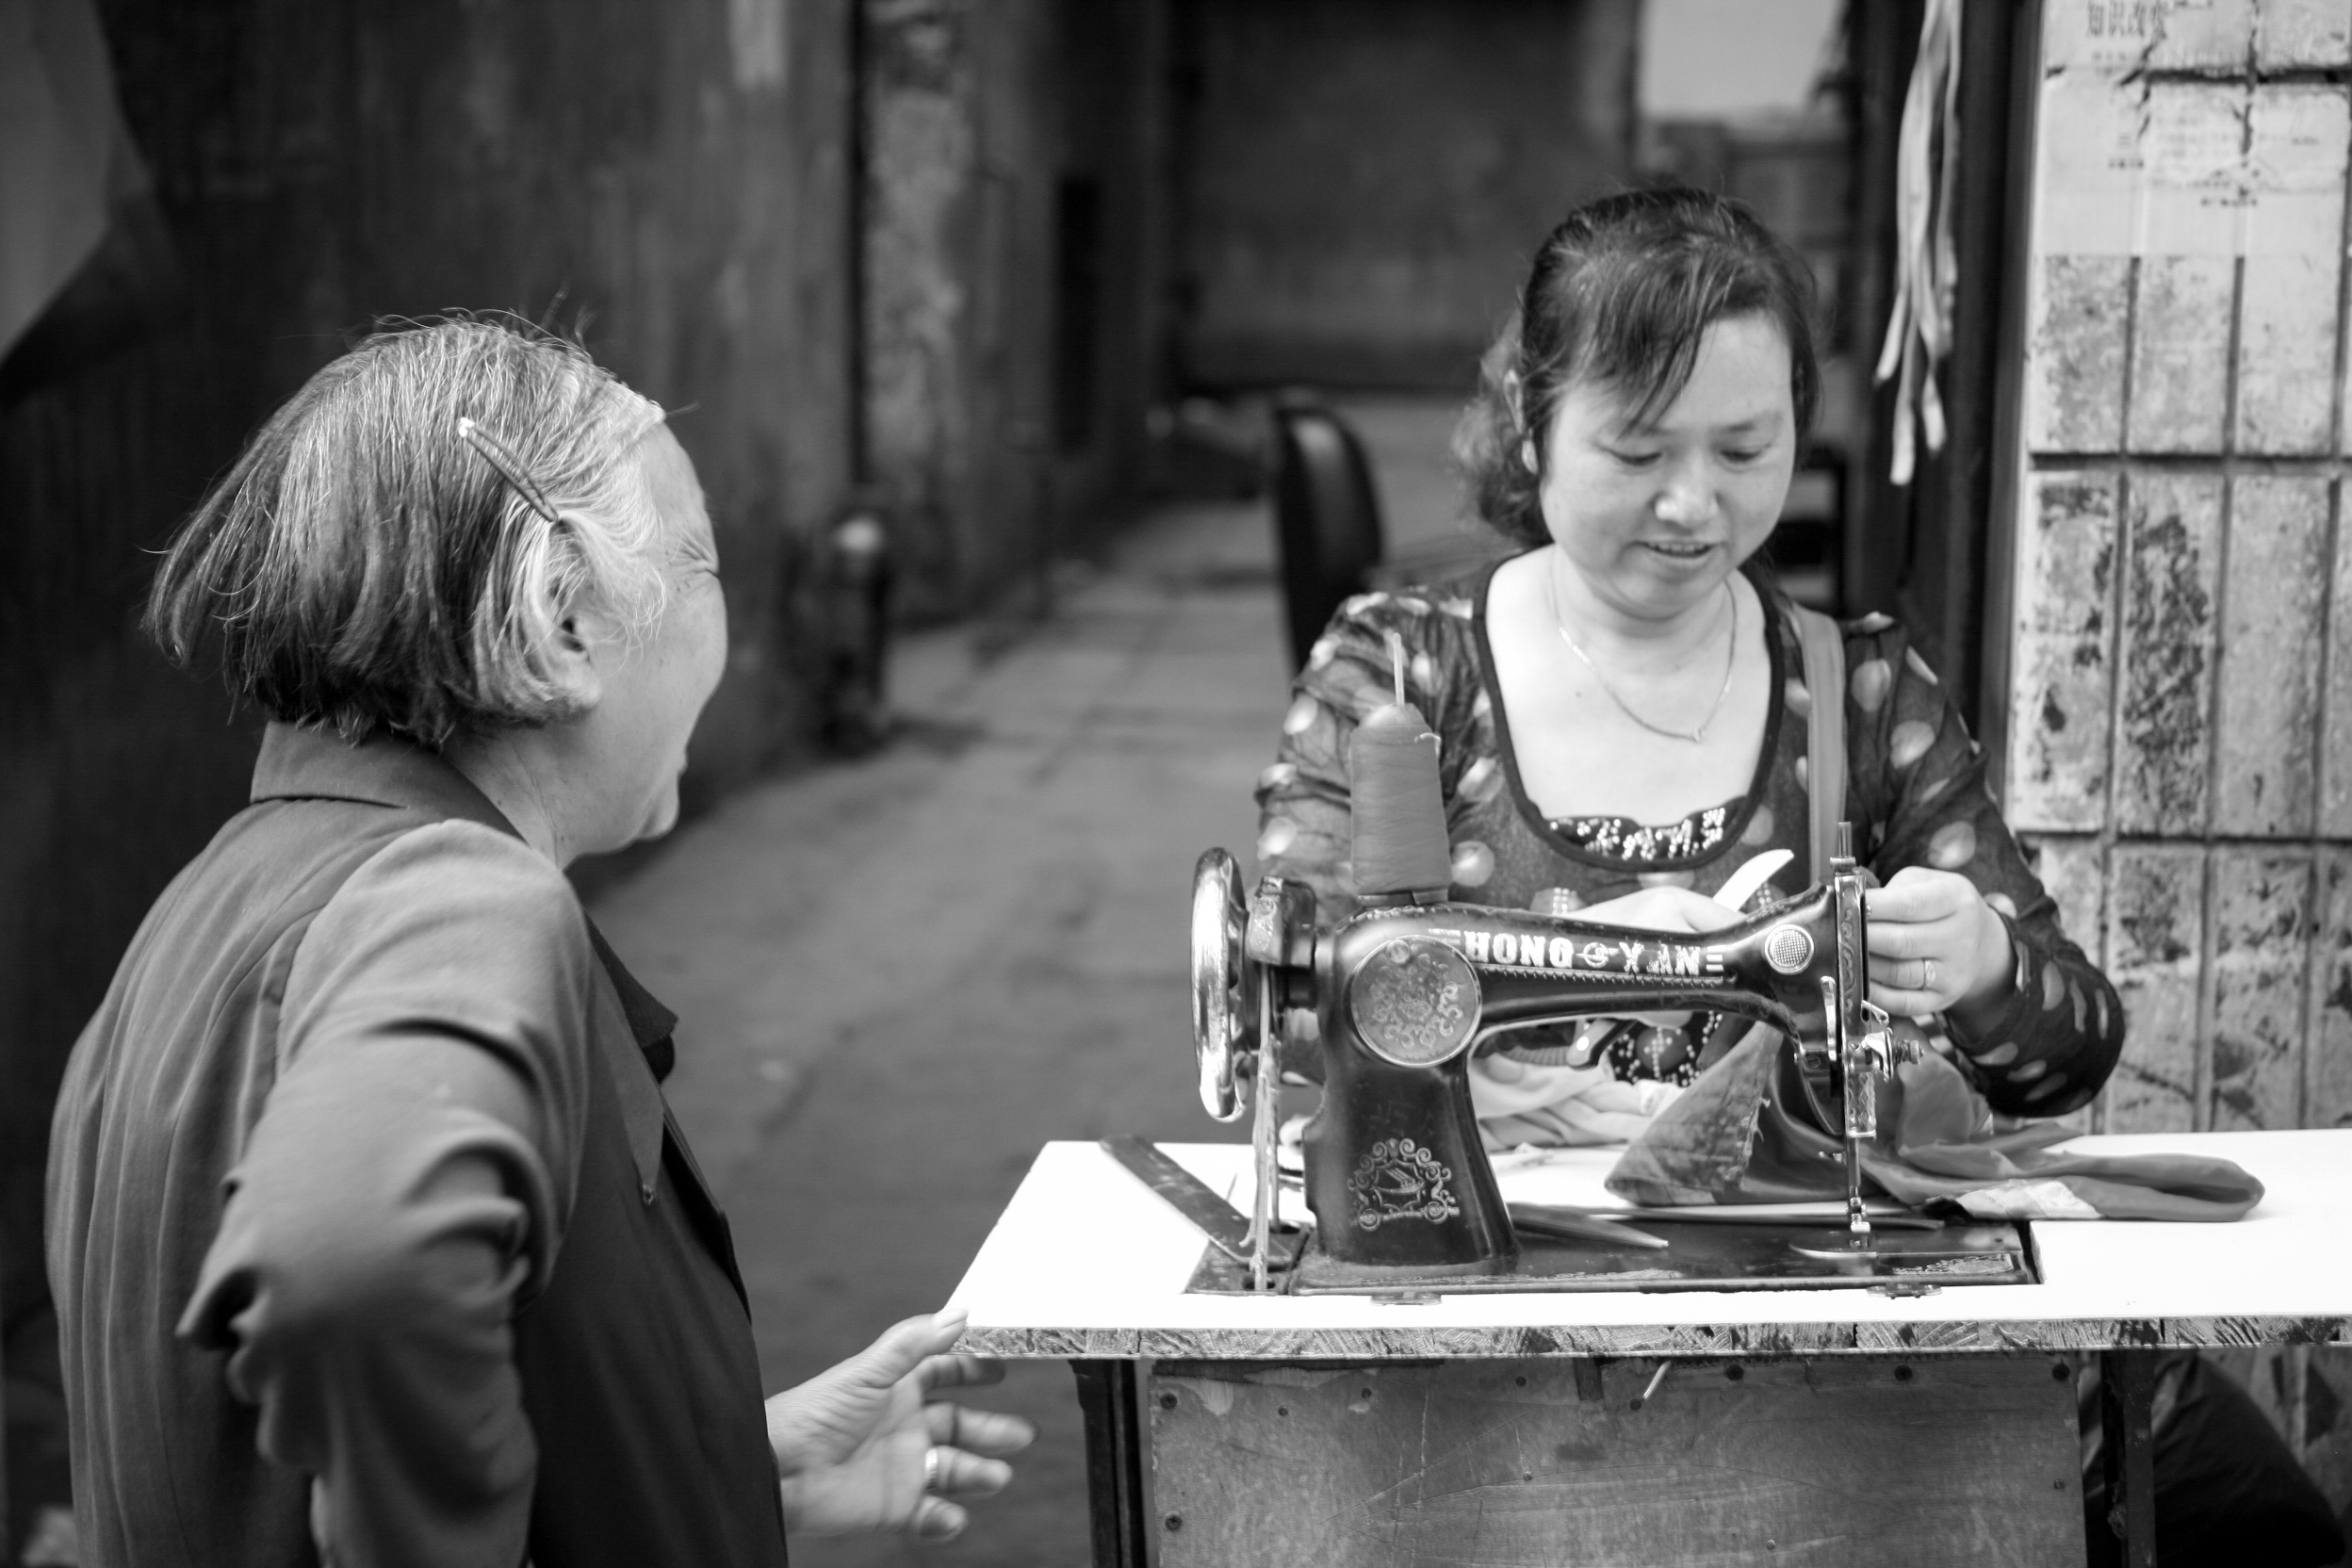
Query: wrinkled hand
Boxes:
[
  {"xmin": 1864, "ymin": 867, "xmax": 2014, "ymax": 1023},
  {"xmin": 767, "ymin": 1311, "xmax": 1037, "ymax": 1543}
]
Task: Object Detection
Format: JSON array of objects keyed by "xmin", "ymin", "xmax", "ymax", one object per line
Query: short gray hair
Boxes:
[{"xmin": 148, "ymin": 317, "xmax": 671, "ymax": 746}]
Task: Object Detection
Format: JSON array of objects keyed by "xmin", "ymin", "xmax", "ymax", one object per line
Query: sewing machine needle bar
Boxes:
[
  {"xmin": 1249, "ymin": 981, "xmax": 1278, "ymax": 1293},
  {"xmin": 1822, "ymin": 971, "xmax": 1870, "ymax": 1237}
]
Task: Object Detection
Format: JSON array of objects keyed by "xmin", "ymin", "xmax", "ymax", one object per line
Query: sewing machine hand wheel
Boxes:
[{"xmin": 1190, "ymin": 848, "xmax": 1262, "ymax": 1121}]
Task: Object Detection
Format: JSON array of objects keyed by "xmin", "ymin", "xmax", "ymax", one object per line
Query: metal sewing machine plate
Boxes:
[{"xmin": 1181, "ymin": 1216, "xmax": 2038, "ymax": 1296}]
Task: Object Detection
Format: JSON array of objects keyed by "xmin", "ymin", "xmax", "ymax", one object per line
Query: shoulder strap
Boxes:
[{"xmin": 1791, "ymin": 606, "xmax": 1847, "ymax": 883}]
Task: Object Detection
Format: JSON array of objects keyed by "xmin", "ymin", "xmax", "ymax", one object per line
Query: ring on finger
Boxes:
[
  {"xmin": 923, "ymin": 1446, "xmax": 945, "ymax": 1493},
  {"xmin": 1917, "ymin": 957, "xmax": 1936, "ymax": 992}
]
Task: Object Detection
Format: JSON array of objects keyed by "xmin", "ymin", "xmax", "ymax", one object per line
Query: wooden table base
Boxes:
[{"xmin": 1082, "ymin": 1354, "xmax": 2097, "ymax": 1567}]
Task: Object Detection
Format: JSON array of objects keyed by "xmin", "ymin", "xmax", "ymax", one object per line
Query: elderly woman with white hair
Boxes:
[{"xmin": 45, "ymin": 318, "xmax": 1031, "ymax": 1568}]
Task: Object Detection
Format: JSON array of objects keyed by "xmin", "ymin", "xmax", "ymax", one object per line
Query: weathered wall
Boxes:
[
  {"xmin": 2001, "ymin": 0, "xmax": 2352, "ymax": 1501},
  {"xmin": 861, "ymin": 0, "xmax": 1167, "ymax": 615},
  {"xmin": 1170, "ymin": 0, "xmax": 1640, "ymax": 390},
  {"xmin": 0, "ymin": 0, "xmax": 854, "ymax": 1450}
]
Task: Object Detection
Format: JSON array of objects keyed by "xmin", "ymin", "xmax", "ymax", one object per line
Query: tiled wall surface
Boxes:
[
  {"xmin": 2012, "ymin": 0, "xmax": 2352, "ymax": 1137},
  {"xmin": 2008, "ymin": 0, "xmax": 2352, "ymax": 1499}
]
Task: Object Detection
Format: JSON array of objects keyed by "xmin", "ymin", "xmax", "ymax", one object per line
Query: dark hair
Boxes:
[
  {"xmin": 146, "ymin": 317, "xmax": 670, "ymax": 747},
  {"xmin": 1455, "ymin": 188, "xmax": 1821, "ymax": 548}
]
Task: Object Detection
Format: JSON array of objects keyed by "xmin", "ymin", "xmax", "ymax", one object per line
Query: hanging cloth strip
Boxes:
[{"xmin": 1876, "ymin": 0, "xmax": 1965, "ymax": 487}]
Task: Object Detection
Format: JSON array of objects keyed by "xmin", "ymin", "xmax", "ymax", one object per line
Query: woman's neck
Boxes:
[
  {"xmin": 444, "ymin": 729, "xmax": 576, "ymax": 867},
  {"xmin": 1544, "ymin": 548, "xmax": 1740, "ymax": 673}
]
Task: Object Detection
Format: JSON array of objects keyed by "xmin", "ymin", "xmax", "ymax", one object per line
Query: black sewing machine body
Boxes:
[
  {"xmin": 1191, "ymin": 844, "xmax": 2038, "ymax": 1295},
  {"xmin": 1310, "ymin": 885, "xmax": 1859, "ymax": 1274}
]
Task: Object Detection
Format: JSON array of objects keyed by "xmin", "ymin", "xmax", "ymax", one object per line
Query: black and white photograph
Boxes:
[{"xmin": 5, "ymin": 0, "xmax": 2352, "ymax": 1563}]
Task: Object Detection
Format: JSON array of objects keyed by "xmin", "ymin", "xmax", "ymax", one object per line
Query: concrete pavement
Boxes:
[{"xmin": 585, "ymin": 497, "xmax": 1297, "ymax": 1565}]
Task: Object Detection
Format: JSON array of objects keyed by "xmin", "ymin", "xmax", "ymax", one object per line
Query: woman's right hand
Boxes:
[
  {"xmin": 1474, "ymin": 1054, "xmax": 1667, "ymax": 1148},
  {"xmin": 1572, "ymin": 886, "xmax": 1743, "ymax": 937},
  {"xmin": 1547, "ymin": 888, "xmax": 1740, "ymax": 1035}
]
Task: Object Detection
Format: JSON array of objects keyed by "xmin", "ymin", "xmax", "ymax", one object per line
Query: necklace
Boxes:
[{"xmin": 1547, "ymin": 571, "xmax": 1739, "ymax": 744}]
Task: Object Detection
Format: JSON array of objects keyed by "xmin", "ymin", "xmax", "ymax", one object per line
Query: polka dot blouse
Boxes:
[{"xmin": 1253, "ymin": 560, "xmax": 2125, "ymax": 1119}]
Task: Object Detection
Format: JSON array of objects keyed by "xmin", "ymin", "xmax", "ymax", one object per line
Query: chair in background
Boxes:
[{"xmin": 1268, "ymin": 390, "xmax": 1385, "ymax": 672}]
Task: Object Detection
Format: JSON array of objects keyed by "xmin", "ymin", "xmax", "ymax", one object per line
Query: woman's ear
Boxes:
[{"xmin": 541, "ymin": 595, "xmax": 607, "ymax": 713}]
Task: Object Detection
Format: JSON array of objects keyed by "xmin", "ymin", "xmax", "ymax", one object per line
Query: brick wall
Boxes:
[
  {"xmin": 2005, "ymin": 0, "xmax": 2352, "ymax": 1503},
  {"xmin": 2010, "ymin": 0, "xmax": 2352, "ymax": 1135}
]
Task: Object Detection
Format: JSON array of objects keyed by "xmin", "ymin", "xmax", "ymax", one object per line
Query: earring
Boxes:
[{"xmin": 1519, "ymin": 438, "xmax": 1538, "ymax": 474}]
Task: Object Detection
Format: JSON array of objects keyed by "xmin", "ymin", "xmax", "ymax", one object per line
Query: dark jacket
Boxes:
[{"xmin": 47, "ymin": 722, "xmax": 790, "ymax": 1566}]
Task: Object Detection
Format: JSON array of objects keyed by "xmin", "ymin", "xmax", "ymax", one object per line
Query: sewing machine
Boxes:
[{"xmin": 1188, "ymin": 830, "xmax": 2037, "ymax": 1295}]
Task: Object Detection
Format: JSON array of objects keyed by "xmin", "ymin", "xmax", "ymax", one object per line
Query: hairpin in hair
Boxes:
[{"xmin": 456, "ymin": 416, "xmax": 562, "ymax": 525}]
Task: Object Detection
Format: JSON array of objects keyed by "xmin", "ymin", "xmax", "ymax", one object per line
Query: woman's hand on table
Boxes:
[
  {"xmin": 768, "ymin": 1310, "xmax": 1037, "ymax": 1542},
  {"xmin": 1863, "ymin": 867, "xmax": 2015, "ymax": 1025}
]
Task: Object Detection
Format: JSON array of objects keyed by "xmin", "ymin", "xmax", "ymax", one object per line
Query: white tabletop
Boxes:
[{"xmin": 946, "ymin": 1131, "xmax": 2352, "ymax": 1358}]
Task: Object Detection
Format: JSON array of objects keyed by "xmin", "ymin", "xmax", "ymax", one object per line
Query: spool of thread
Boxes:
[{"xmin": 1350, "ymin": 699, "xmax": 1452, "ymax": 900}]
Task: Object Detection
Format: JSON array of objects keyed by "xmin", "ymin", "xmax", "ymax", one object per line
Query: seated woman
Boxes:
[
  {"xmin": 1257, "ymin": 187, "xmax": 2120, "ymax": 1143},
  {"xmin": 1255, "ymin": 188, "xmax": 2343, "ymax": 1568}
]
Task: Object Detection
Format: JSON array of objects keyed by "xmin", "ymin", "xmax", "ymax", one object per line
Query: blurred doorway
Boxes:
[{"xmin": 1639, "ymin": 0, "xmax": 2035, "ymax": 729}]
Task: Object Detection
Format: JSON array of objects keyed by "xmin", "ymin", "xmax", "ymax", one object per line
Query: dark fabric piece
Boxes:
[
  {"xmin": 1255, "ymin": 560, "xmax": 2125, "ymax": 1116},
  {"xmin": 2082, "ymin": 1353, "xmax": 2348, "ymax": 1568},
  {"xmin": 46, "ymin": 721, "xmax": 788, "ymax": 1567},
  {"xmin": 1608, "ymin": 1035, "xmax": 2263, "ymax": 1220},
  {"xmin": 1866, "ymin": 1054, "xmax": 2263, "ymax": 1219},
  {"xmin": 1600, "ymin": 1027, "xmax": 1793, "ymax": 1205}
]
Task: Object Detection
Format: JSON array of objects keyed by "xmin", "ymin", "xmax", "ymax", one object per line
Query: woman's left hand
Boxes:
[
  {"xmin": 767, "ymin": 1311, "xmax": 1037, "ymax": 1542},
  {"xmin": 1863, "ymin": 867, "xmax": 2016, "ymax": 1022}
]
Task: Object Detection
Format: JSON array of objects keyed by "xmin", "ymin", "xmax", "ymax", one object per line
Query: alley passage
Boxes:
[{"xmin": 587, "ymin": 500, "xmax": 1285, "ymax": 1565}]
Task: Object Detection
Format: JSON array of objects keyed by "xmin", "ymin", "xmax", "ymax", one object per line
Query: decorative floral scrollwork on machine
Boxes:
[{"xmin": 1347, "ymin": 1137, "xmax": 1461, "ymax": 1229}]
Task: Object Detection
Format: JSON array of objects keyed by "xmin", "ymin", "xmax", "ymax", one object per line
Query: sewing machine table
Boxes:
[{"xmin": 948, "ymin": 1130, "xmax": 2352, "ymax": 1568}]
